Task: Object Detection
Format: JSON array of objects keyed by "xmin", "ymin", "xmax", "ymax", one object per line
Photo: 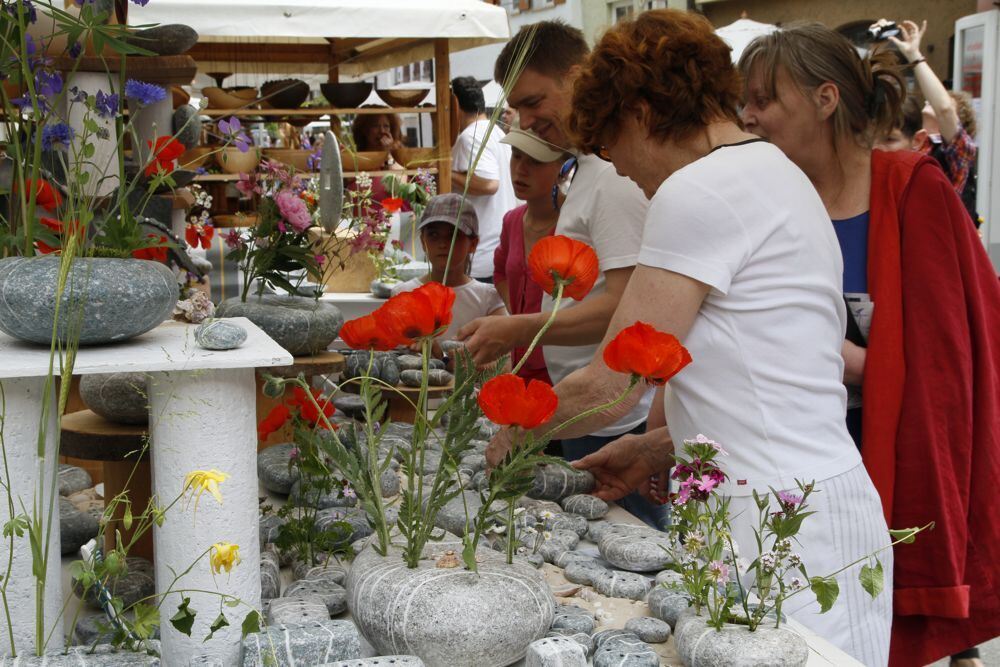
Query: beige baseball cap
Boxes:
[{"xmin": 501, "ymin": 128, "xmax": 566, "ymax": 163}]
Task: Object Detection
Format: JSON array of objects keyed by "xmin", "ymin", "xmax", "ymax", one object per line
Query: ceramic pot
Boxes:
[
  {"xmin": 673, "ymin": 609, "xmax": 809, "ymax": 667},
  {"xmin": 215, "ymin": 294, "xmax": 343, "ymax": 356},
  {"xmin": 346, "ymin": 539, "xmax": 555, "ymax": 667},
  {"xmin": 0, "ymin": 256, "xmax": 175, "ymax": 345}
]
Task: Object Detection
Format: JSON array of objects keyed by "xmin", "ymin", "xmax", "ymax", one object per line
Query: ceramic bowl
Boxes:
[
  {"xmin": 375, "ymin": 87, "xmax": 430, "ymax": 107},
  {"xmin": 320, "ymin": 82, "xmax": 374, "ymax": 109},
  {"xmin": 178, "ymin": 146, "xmax": 213, "ymax": 170},
  {"xmin": 391, "ymin": 146, "xmax": 439, "ymax": 169},
  {"xmin": 260, "ymin": 78, "xmax": 310, "ymax": 110},
  {"xmin": 202, "ymin": 86, "xmax": 258, "ymax": 110},
  {"xmin": 215, "ymin": 146, "xmax": 261, "ymax": 174},
  {"xmin": 341, "ymin": 150, "xmax": 388, "ymax": 172},
  {"xmin": 262, "ymin": 148, "xmax": 312, "ymax": 172}
]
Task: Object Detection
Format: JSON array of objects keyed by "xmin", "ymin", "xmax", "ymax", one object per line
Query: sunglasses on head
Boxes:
[{"xmin": 551, "ymin": 156, "xmax": 578, "ymax": 211}]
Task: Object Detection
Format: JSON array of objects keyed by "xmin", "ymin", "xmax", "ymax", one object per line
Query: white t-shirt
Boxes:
[
  {"xmin": 639, "ymin": 141, "xmax": 862, "ymax": 496},
  {"xmin": 542, "ymin": 154, "xmax": 653, "ymax": 437},
  {"xmin": 452, "ymin": 120, "xmax": 518, "ymax": 279},
  {"xmin": 392, "ymin": 277, "xmax": 507, "ymax": 341}
]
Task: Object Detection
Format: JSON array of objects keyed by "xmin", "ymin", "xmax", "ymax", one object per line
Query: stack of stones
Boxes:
[{"xmin": 341, "ymin": 350, "xmax": 455, "ymax": 389}]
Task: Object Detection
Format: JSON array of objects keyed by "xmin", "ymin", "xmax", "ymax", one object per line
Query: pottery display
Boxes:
[
  {"xmin": 202, "ymin": 86, "xmax": 258, "ymax": 110},
  {"xmin": 375, "ymin": 88, "xmax": 431, "ymax": 107},
  {"xmin": 262, "ymin": 148, "xmax": 312, "ymax": 172},
  {"xmin": 260, "ymin": 78, "xmax": 310, "ymax": 109},
  {"xmin": 215, "ymin": 146, "xmax": 261, "ymax": 174},
  {"xmin": 341, "ymin": 150, "xmax": 388, "ymax": 173},
  {"xmin": 320, "ymin": 82, "xmax": 374, "ymax": 108}
]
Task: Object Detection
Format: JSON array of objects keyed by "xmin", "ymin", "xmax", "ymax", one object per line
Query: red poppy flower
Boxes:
[
  {"xmin": 288, "ymin": 386, "xmax": 335, "ymax": 428},
  {"xmin": 374, "ymin": 283, "xmax": 455, "ymax": 344},
  {"xmin": 21, "ymin": 179, "xmax": 63, "ymax": 211},
  {"xmin": 145, "ymin": 136, "xmax": 185, "ymax": 177},
  {"xmin": 39, "ymin": 216, "xmax": 63, "ymax": 233},
  {"xmin": 132, "ymin": 234, "xmax": 169, "ymax": 263},
  {"xmin": 185, "ymin": 223, "xmax": 215, "ymax": 249},
  {"xmin": 381, "ymin": 197, "xmax": 404, "ymax": 214},
  {"xmin": 478, "ymin": 373, "xmax": 558, "ymax": 429},
  {"xmin": 340, "ymin": 313, "xmax": 400, "ymax": 351},
  {"xmin": 34, "ymin": 240, "xmax": 59, "ymax": 255},
  {"xmin": 527, "ymin": 235, "xmax": 599, "ymax": 301},
  {"xmin": 258, "ymin": 403, "xmax": 291, "ymax": 440},
  {"xmin": 603, "ymin": 322, "xmax": 692, "ymax": 386}
]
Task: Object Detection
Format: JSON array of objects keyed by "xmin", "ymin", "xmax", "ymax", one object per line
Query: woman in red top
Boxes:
[{"xmin": 493, "ymin": 128, "xmax": 567, "ymax": 383}]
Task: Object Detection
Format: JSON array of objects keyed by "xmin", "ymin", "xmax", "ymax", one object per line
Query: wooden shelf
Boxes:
[
  {"xmin": 195, "ymin": 167, "xmax": 437, "ymax": 182},
  {"xmin": 199, "ymin": 107, "xmax": 435, "ymax": 118}
]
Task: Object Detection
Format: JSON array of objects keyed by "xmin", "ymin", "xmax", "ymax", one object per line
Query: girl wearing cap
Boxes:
[
  {"xmin": 493, "ymin": 128, "xmax": 567, "ymax": 384},
  {"xmin": 391, "ymin": 194, "xmax": 508, "ymax": 352}
]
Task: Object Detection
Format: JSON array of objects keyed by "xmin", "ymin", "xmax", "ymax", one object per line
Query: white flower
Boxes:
[
  {"xmin": 539, "ymin": 510, "xmax": 555, "ymax": 520},
  {"xmin": 790, "ymin": 577, "xmax": 804, "ymax": 590},
  {"xmin": 788, "ymin": 552, "xmax": 802, "ymax": 567},
  {"xmin": 513, "ymin": 507, "xmax": 526, "ymax": 516}
]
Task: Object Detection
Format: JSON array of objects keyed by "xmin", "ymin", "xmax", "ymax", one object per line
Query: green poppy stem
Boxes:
[{"xmin": 510, "ymin": 281, "xmax": 564, "ymax": 377}]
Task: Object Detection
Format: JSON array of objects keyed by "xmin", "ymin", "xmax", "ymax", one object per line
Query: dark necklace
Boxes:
[{"xmin": 709, "ymin": 137, "xmax": 767, "ymax": 153}]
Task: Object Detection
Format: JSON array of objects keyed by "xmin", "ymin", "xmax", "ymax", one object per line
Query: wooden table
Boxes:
[{"xmin": 255, "ymin": 350, "xmax": 346, "ymax": 448}]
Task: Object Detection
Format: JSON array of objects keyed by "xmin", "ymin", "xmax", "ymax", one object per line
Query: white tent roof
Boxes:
[
  {"xmin": 715, "ymin": 18, "xmax": 778, "ymax": 64},
  {"xmin": 129, "ymin": 0, "xmax": 511, "ymax": 76}
]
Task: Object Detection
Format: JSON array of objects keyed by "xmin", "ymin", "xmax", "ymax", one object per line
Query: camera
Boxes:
[{"xmin": 869, "ymin": 21, "xmax": 901, "ymax": 41}]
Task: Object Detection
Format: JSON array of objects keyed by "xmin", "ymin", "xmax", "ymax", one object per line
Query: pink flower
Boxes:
[
  {"xmin": 709, "ymin": 560, "xmax": 729, "ymax": 583},
  {"xmin": 314, "ymin": 254, "xmax": 326, "ymax": 266},
  {"xmin": 235, "ymin": 173, "xmax": 258, "ymax": 197},
  {"xmin": 777, "ymin": 491, "xmax": 803, "ymax": 509},
  {"xmin": 224, "ymin": 229, "xmax": 243, "ymax": 249},
  {"xmin": 275, "ymin": 189, "xmax": 312, "ymax": 232},
  {"xmin": 695, "ymin": 474, "xmax": 718, "ymax": 493}
]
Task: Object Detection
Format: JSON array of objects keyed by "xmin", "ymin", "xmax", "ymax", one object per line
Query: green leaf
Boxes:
[
  {"xmin": 859, "ymin": 559, "xmax": 884, "ymax": 599},
  {"xmin": 461, "ymin": 537, "xmax": 478, "ymax": 572},
  {"xmin": 809, "ymin": 576, "xmax": 840, "ymax": 613},
  {"xmin": 241, "ymin": 609, "xmax": 261, "ymax": 638},
  {"xmin": 203, "ymin": 613, "xmax": 229, "ymax": 642},
  {"xmin": 170, "ymin": 597, "xmax": 196, "ymax": 636},
  {"xmin": 131, "ymin": 602, "xmax": 160, "ymax": 640},
  {"xmin": 82, "ymin": 142, "xmax": 96, "ymax": 159},
  {"xmin": 889, "ymin": 527, "xmax": 921, "ymax": 544},
  {"xmin": 3, "ymin": 515, "xmax": 29, "ymax": 539}
]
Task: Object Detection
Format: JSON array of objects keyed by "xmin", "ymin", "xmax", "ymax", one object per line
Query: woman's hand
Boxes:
[
  {"xmin": 885, "ymin": 19, "xmax": 927, "ymax": 63},
  {"xmin": 486, "ymin": 427, "xmax": 516, "ymax": 469},
  {"xmin": 572, "ymin": 429, "xmax": 674, "ymax": 503}
]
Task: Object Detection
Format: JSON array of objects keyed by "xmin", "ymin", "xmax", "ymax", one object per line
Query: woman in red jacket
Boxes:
[{"xmin": 740, "ymin": 24, "xmax": 1000, "ymax": 667}]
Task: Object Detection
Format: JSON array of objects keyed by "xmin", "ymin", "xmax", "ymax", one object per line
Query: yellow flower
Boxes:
[
  {"xmin": 182, "ymin": 469, "xmax": 229, "ymax": 512},
  {"xmin": 210, "ymin": 542, "xmax": 241, "ymax": 574}
]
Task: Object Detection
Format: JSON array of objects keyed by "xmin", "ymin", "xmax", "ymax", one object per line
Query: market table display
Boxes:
[{"xmin": 0, "ymin": 319, "xmax": 291, "ymax": 663}]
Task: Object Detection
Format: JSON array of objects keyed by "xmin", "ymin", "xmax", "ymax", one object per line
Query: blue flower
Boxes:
[
  {"xmin": 95, "ymin": 90, "xmax": 119, "ymax": 119},
  {"xmin": 35, "ymin": 69, "xmax": 62, "ymax": 99},
  {"xmin": 42, "ymin": 123, "xmax": 74, "ymax": 151},
  {"xmin": 5, "ymin": 1, "xmax": 37, "ymax": 24},
  {"xmin": 68, "ymin": 41, "xmax": 82, "ymax": 58},
  {"xmin": 130, "ymin": 0, "xmax": 150, "ymax": 5},
  {"xmin": 124, "ymin": 79, "xmax": 166, "ymax": 106}
]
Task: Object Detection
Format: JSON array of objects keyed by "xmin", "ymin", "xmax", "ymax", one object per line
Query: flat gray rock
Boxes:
[
  {"xmin": 525, "ymin": 635, "xmax": 588, "ymax": 666},
  {"xmin": 545, "ymin": 513, "xmax": 589, "ymax": 538},
  {"xmin": 432, "ymin": 490, "xmax": 482, "ymax": 536},
  {"xmin": 381, "ymin": 422, "xmax": 415, "ymax": 440},
  {"xmin": 593, "ymin": 632, "xmax": 658, "ymax": 666},
  {"xmin": 79, "ymin": 372, "xmax": 149, "ymax": 424},
  {"xmin": 552, "ymin": 551, "xmax": 597, "ymax": 569},
  {"xmin": 303, "ymin": 565, "xmax": 348, "ymax": 585},
  {"xmin": 261, "ymin": 550, "xmax": 281, "ymax": 601},
  {"xmin": 587, "ymin": 520, "xmax": 612, "ymax": 543},
  {"xmin": 591, "ymin": 570, "xmax": 652, "ymax": 601},
  {"xmin": 380, "ymin": 469, "xmax": 400, "ymax": 497},
  {"xmin": 257, "ymin": 443, "xmax": 300, "ymax": 495},
  {"xmin": 172, "ymin": 104, "xmax": 202, "ymax": 148},
  {"xmin": 528, "ymin": 464, "xmax": 595, "ymax": 501},
  {"xmin": 369, "ymin": 280, "xmax": 395, "ymax": 299},
  {"xmin": 563, "ymin": 560, "xmax": 609, "ymax": 587},
  {"xmin": 655, "ymin": 569, "xmax": 685, "ymax": 588},
  {"xmin": 259, "ymin": 514, "xmax": 285, "ymax": 548},
  {"xmin": 673, "ymin": 610, "xmax": 809, "ymax": 667},
  {"xmin": 333, "ymin": 394, "xmax": 367, "ymax": 421},
  {"xmin": 0, "ymin": 644, "xmax": 160, "ymax": 666},
  {"xmin": 59, "ymin": 464, "xmax": 93, "ymax": 496},
  {"xmin": 289, "ymin": 478, "xmax": 358, "ymax": 509},
  {"xmin": 194, "ymin": 319, "xmax": 247, "ymax": 350},
  {"xmin": 560, "ymin": 494, "xmax": 608, "ymax": 520},
  {"xmin": 397, "ymin": 354, "xmax": 423, "ymax": 371},
  {"xmin": 73, "ymin": 557, "xmax": 154, "ymax": 609},
  {"xmin": 242, "ymin": 620, "xmax": 360, "ymax": 666},
  {"xmin": 321, "ymin": 658, "xmax": 425, "ymax": 667},
  {"xmin": 126, "ymin": 23, "xmax": 199, "ymax": 55},
  {"xmin": 60, "ymin": 497, "xmax": 100, "ymax": 556},
  {"xmin": 624, "ymin": 616, "xmax": 671, "ymax": 643},
  {"xmin": 284, "ymin": 578, "xmax": 348, "ymax": 616},
  {"xmin": 217, "ymin": 294, "xmax": 343, "ymax": 357},
  {"xmin": 598, "ymin": 525, "xmax": 673, "ymax": 573},
  {"xmin": 550, "ymin": 605, "xmax": 595, "ymax": 635},
  {"xmin": 267, "ymin": 595, "xmax": 330, "ymax": 625},
  {"xmin": 648, "ymin": 586, "xmax": 693, "ymax": 630}
]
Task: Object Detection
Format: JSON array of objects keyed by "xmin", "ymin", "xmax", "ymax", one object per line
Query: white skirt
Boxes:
[{"xmin": 727, "ymin": 463, "xmax": 893, "ymax": 667}]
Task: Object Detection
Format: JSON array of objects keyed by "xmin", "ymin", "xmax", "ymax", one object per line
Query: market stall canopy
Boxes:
[
  {"xmin": 128, "ymin": 0, "xmax": 511, "ymax": 77},
  {"xmin": 715, "ymin": 18, "xmax": 778, "ymax": 64}
]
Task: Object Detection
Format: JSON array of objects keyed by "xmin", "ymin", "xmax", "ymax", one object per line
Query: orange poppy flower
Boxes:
[
  {"xmin": 258, "ymin": 403, "xmax": 291, "ymax": 440},
  {"xmin": 145, "ymin": 136, "xmax": 186, "ymax": 177},
  {"xmin": 340, "ymin": 313, "xmax": 400, "ymax": 351},
  {"xmin": 527, "ymin": 235, "xmax": 599, "ymax": 301},
  {"xmin": 374, "ymin": 283, "xmax": 455, "ymax": 344},
  {"xmin": 132, "ymin": 234, "xmax": 169, "ymax": 263},
  {"xmin": 185, "ymin": 223, "xmax": 215, "ymax": 249},
  {"xmin": 603, "ymin": 322, "xmax": 692, "ymax": 386},
  {"xmin": 21, "ymin": 179, "xmax": 63, "ymax": 211},
  {"xmin": 477, "ymin": 373, "xmax": 558, "ymax": 429},
  {"xmin": 288, "ymin": 386, "xmax": 335, "ymax": 428},
  {"xmin": 382, "ymin": 197, "xmax": 405, "ymax": 213}
]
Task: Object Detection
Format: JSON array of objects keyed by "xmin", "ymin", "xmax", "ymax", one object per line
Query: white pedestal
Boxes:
[
  {"xmin": 63, "ymin": 72, "xmax": 118, "ymax": 198},
  {"xmin": 0, "ymin": 319, "xmax": 291, "ymax": 663}
]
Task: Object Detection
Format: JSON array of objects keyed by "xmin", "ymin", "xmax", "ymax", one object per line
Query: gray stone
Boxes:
[
  {"xmin": 560, "ymin": 494, "xmax": 608, "ymax": 520},
  {"xmin": 460, "ymin": 453, "xmax": 486, "ymax": 473},
  {"xmin": 188, "ymin": 656, "xmax": 225, "ymax": 667},
  {"xmin": 261, "ymin": 550, "xmax": 281, "ymax": 601},
  {"xmin": 398, "ymin": 369, "xmax": 452, "ymax": 388},
  {"xmin": 0, "ymin": 644, "xmax": 160, "ymax": 666},
  {"xmin": 304, "ymin": 565, "xmax": 348, "ymax": 585},
  {"xmin": 79, "ymin": 372, "xmax": 149, "ymax": 424},
  {"xmin": 0, "ymin": 256, "xmax": 177, "ymax": 346},
  {"xmin": 59, "ymin": 464, "xmax": 93, "ymax": 496},
  {"xmin": 624, "ymin": 616, "xmax": 671, "ymax": 643},
  {"xmin": 257, "ymin": 443, "xmax": 300, "ymax": 495},
  {"xmin": 655, "ymin": 569, "xmax": 685, "ymax": 588},
  {"xmin": 547, "ymin": 529, "xmax": 580, "ymax": 551},
  {"xmin": 380, "ymin": 356, "xmax": 401, "ymax": 386},
  {"xmin": 60, "ymin": 497, "xmax": 100, "ymax": 555},
  {"xmin": 471, "ymin": 470, "xmax": 488, "ymax": 492},
  {"xmin": 598, "ymin": 524, "xmax": 673, "ymax": 573},
  {"xmin": 647, "ymin": 586, "xmax": 692, "ymax": 630},
  {"xmin": 381, "ymin": 422, "xmax": 415, "ymax": 440},
  {"xmin": 290, "ymin": 478, "xmax": 357, "ymax": 509},
  {"xmin": 260, "ymin": 514, "xmax": 286, "ymax": 548},
  {"xmin": 369, "ymin": 280, "xmax": 396, "ymax": 299},
  {"xmin": 592, "ymin": 629, "xmax": 638, "ymax": 649},
  {"xmin": 560, "ymin": 632, "xmax": 594, "ymax": 656},
  {"xmin": 316, "ymin": 508, "xmax": 373, "ymax": 542},
  {"xmin": 72, "ymin": 613, "xmax": 121, "ymax": 645},
  {"xmin": 525, "ymin": 635, "xmax": 588, "ymax": 666},
  {"xmin": 432, "ymin": 490, "xmax": 481, "ymax": 536},
  {"xmin": 427, "ymin": 369, "xmax": 451, "ymax": 386},
  {"xmin": 242, "ymin": 620, "xmax": 361, "ymax": 666},
  {"xmin": 267, "ymin": 595, "xmax": 330, "ymax": 625},
  {"xmin": 587, "ymin": 520, "xmax": 612, "ymax": 543},
  {"xmin": 528, "ymin": 464, "xmax": 595, "ymax": 501},
  {"xmin": 284, "ymin": 578, "xmax": 348, "ymax": 615},
  {"xmin": 591, "ymin": 570, "xmax": 652, "ymax": 601},
  {"xmin": 216, "ymin": 294, "xmax": 344, "ymax": 357},
  {"xmin": 172, "ymin": 103, "xmax": 202, "ymax": 148},
  {"xmin": 125, "ymin": 24, "xmax": 199, "ymax": 55},
  {"xmin": 673, "ymin": 609, "xmax": 809, "ymax": 667},
  {"xmin": 333, "ymin": 394, "xmax": 368, "ymax": 421},
  {"xmin": 399, "ymin": 370, "xmax": 423, "ymax": 388},
  {"xmin": 546, "ymin": 513, "xmax": 589, "ymax": 538},
  {"xmin": 73, "ymin": 557, "xmax": 154, "ymax": 609},
  {"xmin": 593, "ymin": 636, "xmax": 659, "ymax": 667},
  {"xmin": 380, "ymin": 469, "xmax": 400, "ymax": 497},
  {"xmin": 550, "ymin": 606, "xmax": 595, "ymax": 635},
  {"xmin": 194, "ymin": 319, "xmax": 247, "ymax": 350},
  {"xmin": 397, "ymin": 354, "xmax": 423, "ymax": 371},
  {"xmin": 320, "ymin": 658, "xmax": 425, "ymax": 667},
  {"xmin": 525, "ymin": 553, "xmax": 545, "ymax": 568},
  {"xmin": 563, "ymin": 561, "xmax": 609, "ymax": 587},
  {"xmin": 552, "ymin": 551, "xmax": 596, "ymax": 569},
  {"xmin": 519, "ymin": 498, "xmax": 564, "ymax": 516}
]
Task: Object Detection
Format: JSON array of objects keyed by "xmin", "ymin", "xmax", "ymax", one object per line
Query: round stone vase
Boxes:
[
  {"xmin": 673, "ymin": 609, "xmax": 809, "ymax": 667},
  {"xmin": 346, "ymin": 540, "xmax": 555, "ymax": 667},
  {"xmin": 0, "ymin": 256, "xmax": 176, "ymax": 346},
  {"xmin": 216, "ymin": 294, "xmax": 343, "ymax": 356}
]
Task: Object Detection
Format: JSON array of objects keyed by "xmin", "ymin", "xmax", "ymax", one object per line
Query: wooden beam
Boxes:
[
  {"xmin": 434, "ymin": 39, "xmax": 451, "ymax": 194},
  {"xmin": 332, "ymin": 38, "xmax": 427, "ymax": 68},
  {"xmin": 53, "ymin": 55, "xmax": 197, "ymax": 84},
  {"xmin": 187, "ymin": 42, "xmax": 330, "ymax": 65}
]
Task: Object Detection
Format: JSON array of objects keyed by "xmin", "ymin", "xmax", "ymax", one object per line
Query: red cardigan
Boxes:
[{"xmin": 864, "ymin": 150, "xmax": 1000, "ymax": 666}]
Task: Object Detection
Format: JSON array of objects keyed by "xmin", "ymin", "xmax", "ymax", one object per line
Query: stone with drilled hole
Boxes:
[
  {"xmin": 560, "ymin": 494, "xmax": 608, "ymax": 520},
  {"xmin": 525, "ymin": 635, "xmax": 588, "ymax": 666},
  {"xmin": 625, "ymin": 617, "xmax": 672, "ymax": 643}
]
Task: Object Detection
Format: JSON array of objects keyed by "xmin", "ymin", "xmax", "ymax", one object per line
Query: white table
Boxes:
[
  {"xmin": 0, "ymin": 319, "xmax": 291, "ymax": 665},
  {"xmin": 319, "ymin": 291, "xmax": 387, "ymax": 322}
]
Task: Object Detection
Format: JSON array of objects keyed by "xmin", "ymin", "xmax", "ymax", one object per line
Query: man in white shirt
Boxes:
[
  {"xmin": 457, "ymin": 21, "xmax": 662, "ymax": 527},
  {"xmin": 450, "ymin": 76, "xmax": 518, "ymax": 282}
]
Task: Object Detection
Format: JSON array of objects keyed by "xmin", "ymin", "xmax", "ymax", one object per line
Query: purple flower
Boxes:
[
  {"xmin": 5, "ymin": 0, "xmax": 37, "ymax": 24},
  {"xmin": 68, "ymin": 41, "xmax": 82, "ymax": 59},
  {"xmin": 25, "ymin": 34, "xmax": 36, "ymax": 56},
  {"xmin": 41, "ymin": 122, "xmax": 74, "ymax": 150},
  {"xmin": 95, "ymin": 90, "xmax": 119, "ymax": 119},
  {"xmin": 777, "ymin": 491, "xmax": 803, "ymax": 507},
  {"xmin": 342, "ymin": 486, "xmax": 357, "ymax": 500},
  {"xmin": 130, "ymin": 0, "xmax": 150, "ymax": 5},
  {"xmin": 306, "ymin": 147, "xmax": 322, "ymax": 171},
  {"xmin": 124, "ymin": 79, "xmax": 166, "ymax": 106},
  {"xmin": 35, "ymin": 68, "xmax": 62, "ymax": 99},
  {"xmin": 219, "ymin": 116, "xmax": 251, "ymax": 153},
  {"xmin": 275, "ymin": 189, "xmax": 312, "ymax": 232},
  {"xmin": 195, "ymin": 166, "xmax": 207, "ymax": 175}
]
